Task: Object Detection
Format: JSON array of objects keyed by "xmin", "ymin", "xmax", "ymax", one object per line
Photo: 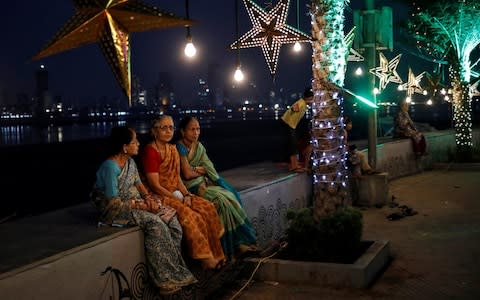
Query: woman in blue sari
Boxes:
[
  {"xmin": 176, "ymin": 116, "xmax": 258, "ymax": 259},
  {"xmin": 91, "ymin": 126, "xmax": 196, "ymax": 295}
]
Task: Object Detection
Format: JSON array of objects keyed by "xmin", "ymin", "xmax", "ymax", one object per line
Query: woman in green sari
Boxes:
[{"xmin": 176, "ymin": 116, "xmax": 258, "ymax": 259}]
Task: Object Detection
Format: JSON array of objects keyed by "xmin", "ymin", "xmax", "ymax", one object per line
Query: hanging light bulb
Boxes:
[
  {"xmin": 293, "ymin": 0, "xmax": 302, "ymax": 53},
  {"xmin": 183, "ymin": 0, "xmax": 196, "ymax": 58},
  {"xmin": 184, "ymin": 27, "xmax": 196, "ymax": 57},
  {"xmin": 234, "ymin": 64, "xmax": 244, "ymax": 82},
  {"xmin": 293, "ymin": 41, "xmax": 302, "ymax": 52},
  {"xmin": 233, "ymin": 0, "xmax": 243, "ymax": 82}
]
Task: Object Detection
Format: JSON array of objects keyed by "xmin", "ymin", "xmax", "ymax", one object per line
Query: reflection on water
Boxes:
[
  {"xmin": 0, "ymin": 121, "xmax": 130, "ymax": 146},
  {"xmin": 0, "ymin": 113, "xmax": 284, "ymax": 146}
]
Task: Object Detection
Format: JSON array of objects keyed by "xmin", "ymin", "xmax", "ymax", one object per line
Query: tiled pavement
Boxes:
[{"xmin": 218, "ymin": 166, "xmax": 480, "ymax": 300}]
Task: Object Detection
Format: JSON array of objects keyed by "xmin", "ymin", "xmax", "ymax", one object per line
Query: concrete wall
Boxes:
[
  {"xmin": 240, "ymin": 173, "xmax": 312, "ymax": 248},
  {"xmin": 0, "ymin": 228, "xmax": 145, "ymax": 300},
  {"xmin": 363, "ymin": 130, "xmax": 480, "ymax": 180},
  {"xmin": 0, "ymin": 165, "xmax": 313, "ymax": 299}
]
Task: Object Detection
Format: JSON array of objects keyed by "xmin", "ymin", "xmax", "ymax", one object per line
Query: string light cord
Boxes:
[{"xmin": 228, "ymin": 241, "xmax": 288, "ymax": 300}]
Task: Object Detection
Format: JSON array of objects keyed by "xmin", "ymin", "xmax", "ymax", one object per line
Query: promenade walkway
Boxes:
[{"xmin": 220, "ymin": 166, "xmax": 480, "ymax": 300}]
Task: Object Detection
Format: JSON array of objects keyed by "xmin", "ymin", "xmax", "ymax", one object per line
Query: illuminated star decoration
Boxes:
[
  {"xmin": 425, "ymin": 71, "xmax": 443, "ymax": 97},
  {"xmin": 470, "ymin": 79, "xmax": 480, "ymax": 97},
  {"xmin": 369, "ymin": 52, "xmax": 403, "ymax": 91},
  {"xmin": 33, "ymin": 0, "xmax": 192, "ymax": 105},
  {"xmin": 400, "ymin": 67, "xmax": 425, "ymax": 97},
  {"xmin": 345, "ymin": 27, "xmax": 364, "ymax": 62},
  {"xmin": 230, "ymin": 0, "xmax": 311, "ymax": 77}
]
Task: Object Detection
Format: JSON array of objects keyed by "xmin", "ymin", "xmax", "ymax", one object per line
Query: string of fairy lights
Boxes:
[
  {"xmin": 310, "ymin": 0, "xmax": 349, "ymax": 191},
  {"xmin": 405, "ymin": 0, "xmax": 479, "ymax": 149}
]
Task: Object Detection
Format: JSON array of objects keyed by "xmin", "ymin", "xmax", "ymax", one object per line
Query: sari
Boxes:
[
  {"xmin": 394, "ymin": 110, "xmax": 427, "ymax": 154},
  {"xmin": 177, "ymin": 141, "xmax": 257, "ymax": 258},
  {"xmin": 142, "ymin": 144, "xmax": 225, "ymax": 262},
  {"xmin": 91, "ymin": 158, "xmax": 196, "ymax": 290}
]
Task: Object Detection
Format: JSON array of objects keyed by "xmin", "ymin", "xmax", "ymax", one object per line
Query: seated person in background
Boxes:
[
  {"xmin": 91, "ymin": 126, "xmax": 196, "ymax": 295},
  {"xmin": 344, "ymin": 116, "xmax": 376, "ymax": 177},
  {"xmin": 394, "ymin": 100, "xmax": 427, "ymax": 156},
  {"xmin": 141, "ymin": 115, "xmax": 226, "ymax": 270},
  {"xmin": 176, "ymin": 116, "xmax": 258, "ymax": 260}
]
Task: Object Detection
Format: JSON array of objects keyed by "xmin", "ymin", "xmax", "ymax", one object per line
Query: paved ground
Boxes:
[{"xmin": 219, "ymin": 166, "xmax": 480, "ymax": 300}]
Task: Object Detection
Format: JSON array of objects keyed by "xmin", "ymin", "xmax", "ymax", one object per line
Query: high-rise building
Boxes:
[
  {"xmin": 155, "ymin": 72, "xmax": 175, "ymax": 110},
  {"xmin": 197, "ymin": 78, "xmax": 209, "ymax": 109},
  {"xmin": 131, "ymin": 75, "xmax": 147, "ymax": 107},
  {"xmin": 34, "ymin": 64, "xmax": 53, "ymax": 114},
  {"xmin": 207, "ymin": 63, "xmax": 222, "ymax": 108}
]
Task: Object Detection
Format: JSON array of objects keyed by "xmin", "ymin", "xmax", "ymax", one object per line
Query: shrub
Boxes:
[{"xmin": 283, "ymin": 206, "xmax": 363, "ymax": 263}]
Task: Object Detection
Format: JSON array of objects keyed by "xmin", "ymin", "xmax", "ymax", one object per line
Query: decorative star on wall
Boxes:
[
  {"xmin": 230, "ymin": 0, "xmax": 311, "ymax": 77},
  {"xmin": 369, "ymin": 52, "xmax": 403, "ymax": 91},
  {"xmin": 33, "ymin": 0, "xmax": 192, "ymax": 104},
  {"xmin": 400, "ymin": 68, "xmax": 425, "ymax": 97}
]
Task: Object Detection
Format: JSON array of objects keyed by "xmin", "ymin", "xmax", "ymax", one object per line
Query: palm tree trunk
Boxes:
[
  {"xmin": 451, "ymin": 74, "xmax": 473, "ymax": 161},
  {"xmin": 310, "ymin": 0, "xmax": 349, "ymax": 221}
]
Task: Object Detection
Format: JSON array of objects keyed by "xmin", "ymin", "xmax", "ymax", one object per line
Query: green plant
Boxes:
[{"xmin": 283, "ymin": 207, "xmax": 363, "ymax": 263}]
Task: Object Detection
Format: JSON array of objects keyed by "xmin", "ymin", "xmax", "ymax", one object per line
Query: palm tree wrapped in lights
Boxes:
[
  {"xmin": 309, "ymin": 0, "xmax": 350, "ymax": 220},
  {"xmin": 406, "ymin": 0, "xmax": 480, "ymax": 160}
]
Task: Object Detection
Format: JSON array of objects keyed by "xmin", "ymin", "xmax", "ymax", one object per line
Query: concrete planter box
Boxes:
[{"xmin": 245, "ymin": 240, "xmax": 390, "ymax": 288}]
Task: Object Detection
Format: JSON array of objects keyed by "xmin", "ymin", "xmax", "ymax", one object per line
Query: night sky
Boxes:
[{"xmin": 0, "ymin": 0, "xmax": 416, "ymax": 107}]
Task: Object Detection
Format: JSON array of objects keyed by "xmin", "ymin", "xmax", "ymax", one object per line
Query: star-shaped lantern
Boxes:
[
  {"xmin": 400, "ymin": 68, "xmax": 425, "ymax": 97},
  {"xmin": 230, "ymin": 0, "xmax": 311, "ymax": 77},
  {"xmin": 369, "ymin": 52, "xmax": 403, "ymax": 91},
  {"xmin": 345, "ymin": 27, "xmax": 364, "ymax": 62},
  {"xmin": 33, "ymin": 0, "xmax": 192, "ymax": 105},
  {"xmin": 469, "ymin": 79, "xmax": 480, "ymax": 97}
]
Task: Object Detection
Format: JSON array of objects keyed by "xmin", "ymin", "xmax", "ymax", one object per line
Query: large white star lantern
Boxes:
[
  {"xmin": 400, "ymin": 67, "xmax": 425, "ymax": 97},
  {"xmin": 369, "ymin": 52, "xmax": 403, "ymax": 91},
  {"xmin": 230, "ymin": 0, "xmax": 311, "ymax": 77}
]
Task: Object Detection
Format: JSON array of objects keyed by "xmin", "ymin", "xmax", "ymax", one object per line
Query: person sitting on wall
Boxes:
[
  {"xmin": 175, "ymin": 116, "xmax": 258, "ymax": 260},
  {"xmin": 344, "ymin": 116, "xmax": 376, "ymax": 178},
  {"xmin": 91, "ymin": 126, "xmax": 197, "ymax": 295},
  {"xmin": 394, "ymin": 99, "xmax": 427, "ymax": 156},
  {"xmin": 141, "ymin": 115, "xmax": 226, "ymax": 271}
]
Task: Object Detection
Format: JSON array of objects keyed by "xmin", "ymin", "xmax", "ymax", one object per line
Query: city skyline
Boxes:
[{"xmin": 0, "ymin": 0, "xmax": 318, "ymax": 107}]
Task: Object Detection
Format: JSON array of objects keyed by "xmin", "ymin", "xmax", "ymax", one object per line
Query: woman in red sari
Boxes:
[{"xmin": 141, "ymin": 115, "xmax": 225, "ymax": 270}]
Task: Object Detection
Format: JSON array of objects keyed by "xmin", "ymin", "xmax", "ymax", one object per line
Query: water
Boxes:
[{"xmin": 0, "ymin": 111, "xmax": 286, "ymax": 146}]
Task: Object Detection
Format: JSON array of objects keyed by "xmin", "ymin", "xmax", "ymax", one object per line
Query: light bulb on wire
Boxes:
[
  {"xmin": 293, "ymin": 41, "xmax": 302, "ymax": 52},
  {"xmin": 183, "ymin": 0, "xmax": 196, "ymax": 58},
  {"xmin": 184, "ymin": 27, "xmax": 196, "ymax": 57},
  {"xmin": 234, "ymin": 65, "xmax": 244, "ymax": 82}
]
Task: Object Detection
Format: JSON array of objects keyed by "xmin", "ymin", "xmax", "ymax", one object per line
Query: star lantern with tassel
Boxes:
[
  {"xmin": 230, "ymin": 0, "xmax": 311, "ymax": 78},
  {"xmin": 33, "ymin": 0, "xmax": 193, "ymax": 106}
]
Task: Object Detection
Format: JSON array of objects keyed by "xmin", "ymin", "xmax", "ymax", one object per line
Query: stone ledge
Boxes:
[
  {"xmin": 353, "ymin": 172, "xmax": 389, "ymax": 207},
  {"xmin": 244, "ymin": 240, "xmax": 390, "ymax": 288}
]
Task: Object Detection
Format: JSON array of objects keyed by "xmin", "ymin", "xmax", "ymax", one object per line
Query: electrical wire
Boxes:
[{"xmin": 228, "ymin": 241, "xmax": 288, "ymax": 300}]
